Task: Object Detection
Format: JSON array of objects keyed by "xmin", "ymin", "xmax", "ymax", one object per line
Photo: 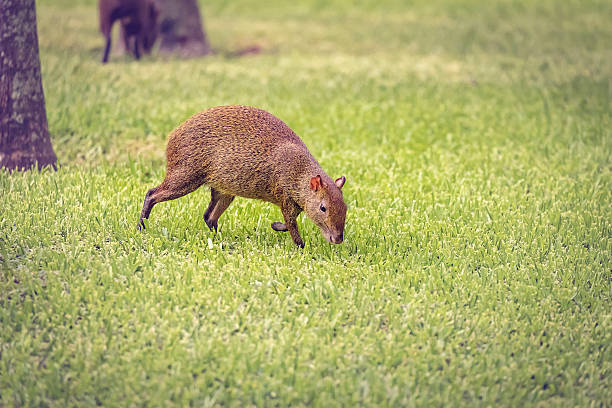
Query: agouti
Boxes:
[
  {"xmin": 98, "ymin": 0, "xmax": 159, "ymax": 63},
  {"xmin": 139, "ymin": 105, "xmax": 347, "ymax": 248}
]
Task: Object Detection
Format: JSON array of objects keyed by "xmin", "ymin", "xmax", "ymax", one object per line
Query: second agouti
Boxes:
[
  {"xmin": 98, "ymin": 0, "xmax": 159, "ymax": 63},
  {"xmin": 139, "ymin": 105, "xmax": 347, "ymax": 248}
]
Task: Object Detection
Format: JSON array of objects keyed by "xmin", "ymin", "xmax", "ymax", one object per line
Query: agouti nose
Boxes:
[{"xmin": 331, "ymin": 234, "xmax": 343, "ymax": 244}]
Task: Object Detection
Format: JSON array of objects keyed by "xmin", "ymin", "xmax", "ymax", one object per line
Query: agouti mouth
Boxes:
[
  {"xmin": 331, "ymin": 234, "xmax": 343, "ymax": 244},
  {"xmin": 324, "ymin": 232, "xmax": 344, "ymax": 244}
]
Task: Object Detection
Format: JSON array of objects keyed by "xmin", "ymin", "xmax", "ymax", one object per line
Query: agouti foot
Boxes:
[
  {"xmin": 205, "ymin": 218, "xmax": 218, "ymax": 232},
  {"xmin": 271, "ymin": 222, "xmax": 288, "ymax": 232}
]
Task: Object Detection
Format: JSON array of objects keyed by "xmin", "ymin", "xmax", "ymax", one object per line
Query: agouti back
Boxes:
[{"xmin": 139, "ymin": 105, "xmax": 347, "ymax": 248}]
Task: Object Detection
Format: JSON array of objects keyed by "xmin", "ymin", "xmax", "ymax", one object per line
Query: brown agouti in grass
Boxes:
[
  {"xmin": 138, "ymin": 105, "xmax": 347, "ymax": 248},
  {"xmin": 98, "ymin": 0, "xmax": 159, "ymax": 63}
]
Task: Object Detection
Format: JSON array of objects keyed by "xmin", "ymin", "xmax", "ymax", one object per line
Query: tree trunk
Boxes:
[
  {"xmin": 154, "ymin": 0, "xmax": 212, "ymax": 57},
  {"xmin": 0, "ymin": 0, "xmax": 57, "ymax": 171}
]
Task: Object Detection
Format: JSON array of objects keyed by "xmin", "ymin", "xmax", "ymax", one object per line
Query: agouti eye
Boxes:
[{"xmin": 320, "ymin": 204, "xmax": 326, "ymax": 212}]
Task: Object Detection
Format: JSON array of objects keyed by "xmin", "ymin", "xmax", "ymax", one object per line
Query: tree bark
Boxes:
[
  {"xmin": 154, "ymin": 0, "xmax": 212, "ymax": 57},
  {"xmin": 0, "ymin": 0, "xmax": 57, "ymax": 171}
]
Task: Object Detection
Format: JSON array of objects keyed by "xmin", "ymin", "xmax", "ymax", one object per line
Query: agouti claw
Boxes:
[{"xmin": 205, "ymin": 218, "xmax": 218, "ymax": 232}]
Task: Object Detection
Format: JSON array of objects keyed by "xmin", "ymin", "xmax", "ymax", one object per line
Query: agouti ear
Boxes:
[
  {"xmin": 310, "ymin": 175, "xmax": 322, "ymax": 191},
  {"xmin": 335, "ymin": 176, "xmax": 346, "ymax": 189}
]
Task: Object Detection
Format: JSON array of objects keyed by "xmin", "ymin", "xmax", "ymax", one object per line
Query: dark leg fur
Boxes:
[
  {"xmin": 281, "ymin": 199, "xmax": 304, "ymax": 248},
  {"xmin": 138, "ymin": 187, "xmax": 158, "ymax": 229},
  {"xmin": 203, "ymin": 188, "xmax": 220, "ymax": 225},
  {"xmin": 102, "ymin": 7, "xmax": 131, "ymax": 63},
  {"xmin": 138, "ymin": 176, "xmax": 204, "ymax": 229},
  {"xmin": 133, "ymin": 38, "xmax": 141, "ymax": 59},
  {"xmin": 102, "ymin": 36, "xmax": 112, "ymax": 63},
  {"xmin": 204, "ymin": 191, "xmax": 234, "ymax": 232},
  {"xmin": 123, "ymin": 18, "xmax": 142, "ymax": 60}
]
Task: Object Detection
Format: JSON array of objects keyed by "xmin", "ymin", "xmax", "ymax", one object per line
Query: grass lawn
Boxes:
[{"xmin": 1, "ymin": 0, "xmax": 610, "ymax": 405}]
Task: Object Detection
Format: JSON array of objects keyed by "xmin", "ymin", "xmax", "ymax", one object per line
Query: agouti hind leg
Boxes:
[
  {"xmin": 203, "ymin": 188, "xmax": 234, "ymax": 232},
  {"xmin": 138, "ymin": 176, "xmax": 203, "ymax": 229},
  {"xmin": 203, "ymin": 188, "xmax": 219, "ymax": 225}
]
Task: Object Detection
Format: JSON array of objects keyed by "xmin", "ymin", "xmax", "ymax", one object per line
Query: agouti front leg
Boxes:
[{"xmin": 281, "ymin": 200, "xmax": 304, "ymax": 248}]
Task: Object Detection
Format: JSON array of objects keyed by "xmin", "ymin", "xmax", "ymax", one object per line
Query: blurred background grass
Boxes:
[{"xmin": 36, "ymin": 0, "xmax": 611, "ymax": 165}]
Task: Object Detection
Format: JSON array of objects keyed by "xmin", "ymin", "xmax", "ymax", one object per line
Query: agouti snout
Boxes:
[{"xmin": 139, "ymin": 105, "xmax": 347, "ymax": 248}]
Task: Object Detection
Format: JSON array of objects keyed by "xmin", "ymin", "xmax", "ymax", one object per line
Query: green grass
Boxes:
[{"xmin": 1, "ymin": 0, "xmax": 611, "ymax": 406}]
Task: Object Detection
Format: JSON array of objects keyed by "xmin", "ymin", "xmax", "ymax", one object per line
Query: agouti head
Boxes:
[{"xmin": 304, "ymin": 175, "xmax": 347, "ymax": 244}]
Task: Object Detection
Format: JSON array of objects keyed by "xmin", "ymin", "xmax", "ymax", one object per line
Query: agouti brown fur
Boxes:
[
  {"xmin": 98, "ymin": 0, "xmax": 159, "ymax": 63},
  {"xmin": 139, "ymin": 105, "xmax": 347, "ymax": 247}
]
